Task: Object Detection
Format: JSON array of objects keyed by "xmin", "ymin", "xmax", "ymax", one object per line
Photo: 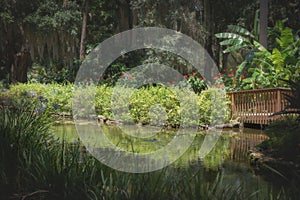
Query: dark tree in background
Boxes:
[
  {"xmin": 259, "ymin": 0, "xmax": 268, "ymax": 48},
  {"xmin": 80, "ymin": 0, "xmax": 88, "ymax": 61},
  {"xmin": 0, "ymin": 0, "xmax": 299, "ymax": 84}
]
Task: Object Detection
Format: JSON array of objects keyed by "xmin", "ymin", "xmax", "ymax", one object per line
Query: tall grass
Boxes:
[{"xmin": 0, "ymin": 102, "xmax": 298, "ymax": 199}]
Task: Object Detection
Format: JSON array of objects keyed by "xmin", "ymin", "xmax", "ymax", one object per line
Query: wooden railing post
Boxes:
[
  {"xmin": 231, "ymin": 93, "xmax": 235, "ymax": 118},
  {"xmin": 276, "ymin": 89, "xmax": 281, "ymax": 113}
]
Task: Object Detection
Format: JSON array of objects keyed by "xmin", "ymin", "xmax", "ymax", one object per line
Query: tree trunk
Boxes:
[
  {"xmin": 118, "ymin": 0, "xmax": 131, "ymax": 32},
  {"xmin": 259, "ymin": 0, "xmax": 268, "ymax": 48},
  {"xmin": 80, "ymin": 0, "xmax": 88, "ymax": 61},
  {"xmin": 203, "ymin": 0, "xmax": 213, "ymax": 79},
  {"xmin": 7, "ymin": 23, "xmax": 31, "ymax": 83}
]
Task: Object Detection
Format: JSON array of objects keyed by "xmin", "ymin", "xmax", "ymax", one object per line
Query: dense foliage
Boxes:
[
  {"xmin": 215, "ymin": 21, "xmax": 300, "ymax": 91},
  {"xmin": 1, "ymin": 82, "xmax": 231, "ymax": 126},
  {"xmin": 259, "ymin": 78, "xmax": 300, "ymax": 163},
  {"xmin": 1, "ymin": 1, "xmax": 300, "ymax": 199},
  {"xmin": 1, "ymin": 0, "xmax": 300, "ymax": 84},
  {"xmin": 260, "ymin": 117, "xmax": 300, "ymax": 163}
]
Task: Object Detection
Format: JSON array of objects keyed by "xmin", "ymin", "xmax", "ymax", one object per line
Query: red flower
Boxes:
[
  {"xmin": 183, "ymin": 75, "xmax": 188, "ymax": 79},
  {"xmin": 241, "ymin": 75, "xmax": 246, "ymax": 80},
  {"xmin": 228, "ymin": 74, "xmax": 234, "ymax": 78},
  {"xmin": 216, "ymin": 83, "xmax": 225, "ymax": 88}
]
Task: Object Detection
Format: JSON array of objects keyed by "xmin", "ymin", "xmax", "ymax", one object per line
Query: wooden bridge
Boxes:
[
  {"xmin": 230, "ymin": 132, "xmax": 268, "ymax": 162},
  {"xmin": 227, "ymin": 88, "xmax": 293, "ymax": 125}
]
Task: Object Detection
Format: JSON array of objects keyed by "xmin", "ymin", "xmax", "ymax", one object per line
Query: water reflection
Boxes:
[
  {"xmin": 52, "ymin": 123, "xmax": 267, "ymax": 168},
  {"xmin": 52, "ymin": 123, "xmax": 281, "ymax": 197}
]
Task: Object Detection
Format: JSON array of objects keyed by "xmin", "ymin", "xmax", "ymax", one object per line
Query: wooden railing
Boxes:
[
  {"xmin": 230, "ymin": 132, "xmax": 268, "ymax": 161},
  {"xmin": 227, "ymin": 88, "xmax": 292, "ymax": 125}
]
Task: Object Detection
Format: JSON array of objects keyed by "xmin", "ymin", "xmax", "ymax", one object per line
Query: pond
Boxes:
[{"xmin": 52, "ymin": 122, "xmax": 296, "ymax": 198}]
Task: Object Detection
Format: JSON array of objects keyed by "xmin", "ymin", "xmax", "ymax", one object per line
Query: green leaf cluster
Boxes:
[
  {"xmin": 260, "ymin": 116, "xmax": 300, "ymax": 163},
  {"xmin": 24, "ymin": 0, "xmax": 81, "ymax": 34},
  {"xmin": 216, "ymin": 21, "xmax": 300, "ymax": 90},
  {"xmin": 1, "ymin": 83, "xmax": 231, "ymax": 127}
]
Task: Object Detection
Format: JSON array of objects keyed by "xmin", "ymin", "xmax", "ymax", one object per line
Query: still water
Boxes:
[{"xmin": 52, "ymin": 122, "xmax": 294, "ymax": 198}]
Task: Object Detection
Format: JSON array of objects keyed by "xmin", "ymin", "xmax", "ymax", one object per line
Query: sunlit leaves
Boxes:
[
  {"xmin": 271, "ymin": 48, "xmax": 284, "ymax": 71},
  {"xmin": 227, "ymin": 24, "xmax": 255, "ymax": 38}
]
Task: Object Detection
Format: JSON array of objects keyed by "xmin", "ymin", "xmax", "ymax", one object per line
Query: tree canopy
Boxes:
[{"xmin": 0, "ymin": 0, "xmax": 299, "ymax": 83}]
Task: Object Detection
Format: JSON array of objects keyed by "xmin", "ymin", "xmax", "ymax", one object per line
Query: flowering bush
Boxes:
[
  {"xmin": 182, "ymin": 72, "xmax": 207, "ymax": 94},
  {"xmin": 1, "ymin": 83, "xmax": 73, "ymax": 115}
]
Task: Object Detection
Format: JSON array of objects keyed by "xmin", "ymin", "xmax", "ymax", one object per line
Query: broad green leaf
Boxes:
[
  {"xmin": 275, "ymin": 38, "xmax": 282, "ymax": 46},
  {"xmin": 243, "ymin": 85, "xmax": 252, "ymax": 90},
  {"xmin": 253, "ymin": 40, "xmax": 268, "ymax": 52},
  {"xmin": 219, "ymin": 38, "xmax": 248, "ymax": 46},
  {"xmin": 234, "ymin": 61, "xmax": 247, "ymax": 78},
  {"xmin": 242, "ymin": 77, "xmax": 253, "ymax": 83},
  {"xmin": 227, "ymin": 25, "xmax": 255, "ymax": 38},
  {"xmin": 223, "ymin": 43, "xmax": 249, "ymax": 53},
  {"xmin": 254, "ymin": 51, "xmax": 272, "ymax": 60},
  {"xmin": 280, "ymin": 27, "xmax": 294, "ymax": 49},
  {"xmin": 247, "ymin": 68, "xmax": 256, "ymax": 73},
  {"xmin": 252, "ymin": 71, "xmax": 260, "ymax": 77},
  {"xmin": 215, "ymin": 32, "xmax": 248, "ymax": 40},
  {"xmin": 253, "ymin": 10, "xmax": 260, "ymax": 40},
  {"xmin": 271, "ymin": 48, "xmax": 284, "ymax": 69},
  {"xmin": 252, "ymin": 58, "xmax": 273, "ymax": 69}
]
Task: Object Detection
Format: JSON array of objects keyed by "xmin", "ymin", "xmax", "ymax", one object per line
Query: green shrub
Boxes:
[
  {"xmin": 215, "ymin": 21, "xmax": 300, "ymax": 91},
  {"xmin": 1, "ymin": 83, "xmax": 231, "ymax": 126},
  {"xmin": 129, "ymin": 85, "xmax": 180, "ymax": 125},
  {"xmin": 184, "ymin": 72, "xmax": 207, "ymax": 94},
  {"xmin": 198, "ymin": 88, "xmax": 231, "ymax": 126},
  {"xmin": 95, "ymin": 84, "xmax": 113, "ymax": 117},
  {"xmin": 1, "ymin": 82, "xmax": 73, "ymax": 115},
  {"xmin": 28, "ymin": 64, "xmax": 73, "ymax": 83}
]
